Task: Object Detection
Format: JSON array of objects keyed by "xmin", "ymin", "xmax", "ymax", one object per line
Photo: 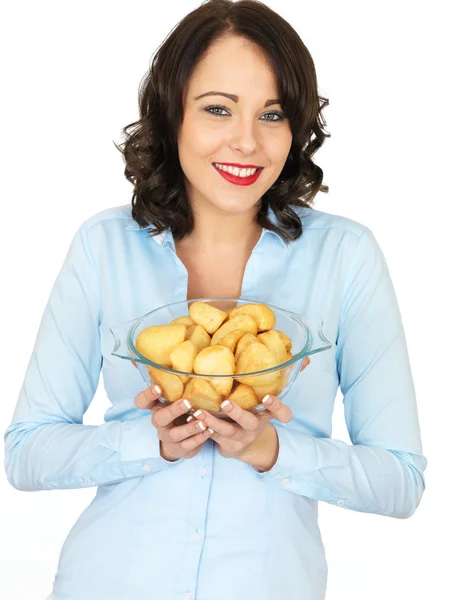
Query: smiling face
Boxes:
[{"xmin": 177, "ymin": 35, "xmax": 293, "ymax": 217}]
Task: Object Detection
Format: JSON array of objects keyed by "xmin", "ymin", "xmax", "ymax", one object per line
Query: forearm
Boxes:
[
  {"xmin": 249, "ymin": 424, "xmax": 427, "ymax": 519},
  {"xmin": 5, "ymin": 415, "xmax": 178, "ymax": 491}
]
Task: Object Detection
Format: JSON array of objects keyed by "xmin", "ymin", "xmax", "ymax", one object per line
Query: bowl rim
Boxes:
[{"xmin": 129, "ymin": 296, "xmax": 311, "ymax": 378}]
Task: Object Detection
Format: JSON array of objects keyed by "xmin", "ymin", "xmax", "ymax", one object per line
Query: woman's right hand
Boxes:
[{"xmin": 134, "ymin": 386, "xmax": 214, "ymax": 461}]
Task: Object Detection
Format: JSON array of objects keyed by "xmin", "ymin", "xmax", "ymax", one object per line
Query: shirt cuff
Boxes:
[
  {"xmin": 120, "ymin": 414, "xmax": 183, "ymax": 465},
  {"xmin": 248, "ymin": 422, "xmax": 317, "ymax": 485}
]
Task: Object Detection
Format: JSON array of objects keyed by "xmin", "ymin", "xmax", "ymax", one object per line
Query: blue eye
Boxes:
[{"xmin": 204, "ymin": 104, "xmax": 285, "ymax": 121}]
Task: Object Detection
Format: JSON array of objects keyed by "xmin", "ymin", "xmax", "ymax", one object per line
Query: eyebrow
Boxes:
[{"xmin": 194, "ymin": 91, "xmax": 281, "ymax": 107}]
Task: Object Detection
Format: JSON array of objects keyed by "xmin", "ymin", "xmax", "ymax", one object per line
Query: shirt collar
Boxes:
[{"xmin": 125, "ymin": 204, "xmax": 290, "ymax": 250}]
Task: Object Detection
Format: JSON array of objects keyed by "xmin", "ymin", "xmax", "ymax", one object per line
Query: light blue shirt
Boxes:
[{"xmin": 4, "ymin": 203, "xmax": 427, "ymax": 600}]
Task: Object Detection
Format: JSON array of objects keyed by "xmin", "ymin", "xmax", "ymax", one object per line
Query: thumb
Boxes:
[{"xmin": 134, "ymin": 384, "xmax": 162, "ymax": 409}]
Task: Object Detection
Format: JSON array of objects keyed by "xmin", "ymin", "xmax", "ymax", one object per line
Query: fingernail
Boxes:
[
  {"xmin": 186, "ymin": 416, "xmax": 194, "ymax": 422},
  {"xmin": 195, "ymin": 421, "xmax": 206, "ymax": 432},
  {"xmin": 152, "ymin": 385, "xmax": 162, "ymax": 395},
  {"xmin": 193, "ymin": 409, "xmax": 204, "ymax": 419},
  {"xmin": 220, "ymin": 400, "xmax": 232, "ymax": 412},
  {"xmin": 207, "ymin": 428, "xmax": 214, "ymax": 434},
  {"xmin": 262, "ymin": 395, "xmax": 273, "ymax": 406},
  {"xmin": 183, "ymin": 399, "xmax": 192, "ymax": 410}
]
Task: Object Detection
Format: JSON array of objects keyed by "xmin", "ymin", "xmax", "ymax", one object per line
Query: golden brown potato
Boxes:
[
  {"xmin": 184, "ymin": 377, "xmax": 222, "ymax": 412},
  {"xmin": 257, "ymin": 330, "xmax": 291, "ymax": 365},
  {"xmin": 193, "ymin": 345, "xmax": 235, "ymax": 375},
  {"xmin": 229, "ymin": 303, "xmax": 276, "ymax": 331},
  {"xmin": 235, "ymin": 342, "xmax": 280, "ymax": 386},
  {"xmin": 136, "ymin": 324, "xmax": 186, "ymax": 367},
  {"xmin": 211, "ymin": 315, "xmax": 258, "ymax": 345},
  {"xmin": 189, "ymin": 301, "xmax": 228, "ymax": 334},
  {"xmin": 186, "ymin": 324, "xmax": 211, "ymax": 352},
  {"xmin": 228, "ymin": 383, "xmax": 259, "ymax": 409},
  {"xmin": 278, "ymin": 330, "xmax": 293, "ymax": 352},
  {"xmin": 147, "ymin": 366, "xmax": 184, "ymax": 402},
  {"xmin": 251, "ymin": 377, "xmax": 284, "ymax": 401},
  {"xmin": 169, "ymin": 339, "xmax": 198, "ymax": 376},
  {"xmin": 170, "ymin": 315, "xmax": 194, "ymax": 327},
  {"xmin": 208, "ymin": 376, "xmax": 234, "ymax": 398},
  {"xmin": 235, "ymin": 333, "xmax": 262, "ymax": 361},
  {"xmin": 216, "ymin": 328, "xmax": 245, "ymax": 353}
]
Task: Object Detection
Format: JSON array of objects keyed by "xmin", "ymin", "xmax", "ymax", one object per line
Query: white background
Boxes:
[{"xmin": 1, "ymin": 1, "xmax": 448, "ymax": 598}]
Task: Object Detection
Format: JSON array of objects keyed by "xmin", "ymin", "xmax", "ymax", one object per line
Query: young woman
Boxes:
[{"xmin": 4, "ymin": 1, "xmax": 427, "ymax": 599}]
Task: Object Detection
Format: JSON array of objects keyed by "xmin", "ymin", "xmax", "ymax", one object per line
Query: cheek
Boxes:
[
  {"xmin": 264, "ymin": 130, "xmax": 292, "ymax": 163},
  {"xmin": 180, "ymin": 119, "xmax": 219, "ymax": 158}
]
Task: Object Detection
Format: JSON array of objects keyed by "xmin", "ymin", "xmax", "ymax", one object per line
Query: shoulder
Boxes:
[
  {"xmin": 292, "ymin": 205, "xmax": 369, "ymax": 240},
  {"xmin": 83, "ymin": 204, "xmax": 135, "ymax": 232}
]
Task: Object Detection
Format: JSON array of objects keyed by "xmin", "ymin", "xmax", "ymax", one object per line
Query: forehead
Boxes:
[{"xmin": 186, "ymin": 36, "xmax": 278, "ymax": 97}]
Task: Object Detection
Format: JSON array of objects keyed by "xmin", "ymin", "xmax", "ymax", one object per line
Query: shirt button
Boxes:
[
  {"xmin": 281, "ymin": 478, "xmax": 291, "ymax": 486},
  {"xmin": 183, "ymin": 594, "xmax": 191, "ymax": 600},
  {"xmin": 192, "ymin": 532, "xmax": 201, "ymax": 541},
  {"xmin": 142, "ymin": 464, "xmax": 152, "ymax": 472},
  {"xmin": 83, "ymin": 477, "xmax": 92, "ymax": 486},
  {"xmin": 199, "ymin": 467, "xmax": 208, "ymax": 476},
  {"xmin": 337, "ymin": 499, "xmax": 345, "ymax": 507}
]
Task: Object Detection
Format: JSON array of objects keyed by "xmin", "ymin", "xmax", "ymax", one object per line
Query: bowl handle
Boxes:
[
  {"xmin": 109, "ymin": 317, "xmax": 145, "ymax": 363},
  {"xmin": 288, "ymin": 314, "xmax": 333, "ymax": 357}
]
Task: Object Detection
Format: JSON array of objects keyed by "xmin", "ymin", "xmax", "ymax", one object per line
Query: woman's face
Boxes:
[{"xmin": 177, "ymin": 35, "xmax": 293, "ymax": 217}]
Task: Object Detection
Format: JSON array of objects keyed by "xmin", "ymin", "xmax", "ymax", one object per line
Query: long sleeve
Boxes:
[
  {"xmin": 4, "ymin": 221, "xmax": 179, "ymax": 492},
  {"xmin": 251, "ymin": 227, "xmax": 427, "ymax": 519}
]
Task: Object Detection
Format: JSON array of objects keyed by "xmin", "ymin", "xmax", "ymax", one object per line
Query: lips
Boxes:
[{"xmin": 213, "ymin": 164, "xmax": 264, "ymax": 187}]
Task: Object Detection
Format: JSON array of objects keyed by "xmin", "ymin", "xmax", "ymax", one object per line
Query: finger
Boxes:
[
  {"xmin": 152, "ymin": 398, "xmax": 193, "ymax": 428},
  {"xmin": 261, "ymin": 395, "xmax": 292, "ymax": 423},
  {"xmin": 192, "ymin": 407, "xmax": 238, "ymax": 438},
  {"xmin": 217, "ymin": 400, "xmax": 261, "ymax": 431},
  {"xmin": 134, "ymin": 384, "xmax": 163, "ymax": 409},
  {"xmin": 192, "ymin": 404, "xmax": 253, "ymax": 437},
  {"xmin": 300, "ymin": 356, "xmax": 311, "ymax": 372},
  {"xmin": 178, "ymin": 427, "xmax": 214, "ymax": 453},
  {"xmin": 161, "ymin": 416, "xmax": 212, "ymax": 443},
  {"xmin": 132, "ymin": 361, "xmax": 137, "ymax": 369}
]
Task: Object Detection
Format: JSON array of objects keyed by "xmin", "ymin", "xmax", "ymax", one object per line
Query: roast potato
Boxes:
[
  {"xmin": 169, "ymin": 340, "xmax": 198, "ymax": 383},
  {"xmin": 257, "ymin": 330, "xmax": 291, "ymax": 365},
  {"xmin": 186, "ymin": 324, "xmax": 211, "ymax": 352},
  {"xmin": 189, "ymin": 301, "xmax": 228, "ymax": 334},
  {"xmin": 235, "ymin": 333, "xmax": 262, "ymax": 361},
  {"xmin": 193, "ymin": 345, "xmax": 235, "ymax": 376},
  {"xmin": 136, "ymin": 324, "xmax": 186, "ymax": 367},
  {"xmin": 228, "ymin": 303, "xmax": 276, "ymax": 331},
  {"xmin": 216, "ymin": 328, "xmax": 245, "ymax": 353},
  {"xmin": 147, "ymin": 366, "xmax": 184, "ymax": 402},
  {"xmin": 228, "ymin": 383, "xmax": 259, "ymax": 409},
  {"xmin": 211, "ymin": 314, "xmax": 258, "ymax": 345},
  {"xmin": 208, "ymin": 376, "xmax": 234, "ymax": 398},
  {"xmin": 184, "ymin": 377, "xmax": 222, "ymax": 412},
  {"xmin": 170, "ymin": 315, "xmax": 194, "ymax": 327},
  {"xmin": 251, "ymin": 377, "xmax": 284, "ymax": 401},
  {"xmin": 235, "ymin": 342, "xmax": 281, "ymax": 386}
]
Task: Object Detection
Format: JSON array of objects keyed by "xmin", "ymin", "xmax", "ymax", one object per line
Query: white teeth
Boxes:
[{"xmin": 214, "ymin": 163, "xmax": 258, "ymax": 177}]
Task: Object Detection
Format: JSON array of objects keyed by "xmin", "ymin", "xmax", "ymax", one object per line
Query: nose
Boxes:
[{"xmin": 230, "ymin": 117, "xmax": 259, "ymax": 155}]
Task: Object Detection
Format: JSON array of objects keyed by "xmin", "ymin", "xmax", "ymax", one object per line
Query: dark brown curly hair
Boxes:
[{"xmin": 114, "ymin": 0, "xmax": 330, "ymax": 244}]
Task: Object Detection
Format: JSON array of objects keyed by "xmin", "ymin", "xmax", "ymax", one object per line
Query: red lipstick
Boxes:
[{"xmin": 213, "ymin": 163, "xmax": 264, "ymax": 187}]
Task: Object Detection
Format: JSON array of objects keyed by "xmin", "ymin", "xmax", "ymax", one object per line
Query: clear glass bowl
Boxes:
[{"xmin": 110, "ymin": 297, "xmax": 332, "ymax": 420}]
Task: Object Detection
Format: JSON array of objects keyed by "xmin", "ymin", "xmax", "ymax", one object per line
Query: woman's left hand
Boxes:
[{"xmin": 191, "ymin": 394, "xmax": 290, "ymax": 463}]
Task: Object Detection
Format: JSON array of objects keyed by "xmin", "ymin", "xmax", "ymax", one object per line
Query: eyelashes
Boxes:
[{"xmin": 204, "ymin": 104, "xmax": 286, "ymax": 122}]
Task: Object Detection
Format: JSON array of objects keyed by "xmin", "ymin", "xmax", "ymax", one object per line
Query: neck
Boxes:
[{"xmin": 178, "ymin": 201, "xmax": 263, "ymax": 254}]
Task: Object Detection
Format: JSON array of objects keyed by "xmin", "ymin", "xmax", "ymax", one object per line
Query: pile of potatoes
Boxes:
[{"xmin": 135, "ymin": 301, "xmax": 294, "ymax": 412}]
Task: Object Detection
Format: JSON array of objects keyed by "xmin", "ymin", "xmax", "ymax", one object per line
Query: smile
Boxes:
[{"xmin": 213, "ymin": 163, "xmax": 264, "ymax": 186}]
